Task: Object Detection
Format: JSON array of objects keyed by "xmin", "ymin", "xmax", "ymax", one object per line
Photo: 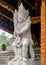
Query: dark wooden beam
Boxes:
[
  {"xmin": 0, "ymin": 12, "xmax": 40, "ymax": 24},
  {"xmin": 0, "ymin": 0, "xmax": 15, "ymax": 13},
  {"xmin": 0, "ymin": 12, "xmax": 13, "ymax": 22}
]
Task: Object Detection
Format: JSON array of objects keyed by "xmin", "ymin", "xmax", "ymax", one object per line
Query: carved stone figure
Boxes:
[{"xmin": 8, "ymin": 3, "xmax": 35, "ymax": 65}]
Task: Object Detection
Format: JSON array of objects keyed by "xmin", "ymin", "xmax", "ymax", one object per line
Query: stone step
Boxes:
[
  {"xmin": 0, "ymin": 46, "xmax": 40, "ymax": 65},
  {"xmin": 33, "ymin": 46, "xmax": 40, "ymax": 60}
]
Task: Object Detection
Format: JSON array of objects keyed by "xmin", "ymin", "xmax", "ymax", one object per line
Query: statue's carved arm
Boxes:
[
  {"xmin": 14, "ymin": 16, "xmax": 31, "ymax": 35},
  {"xmin": 15, "ymin": 22, "xmax": 30, "ymax": 35},
  {"xmin": 19, "ymin": 23, "xmax": 30, "ymax": 34}
]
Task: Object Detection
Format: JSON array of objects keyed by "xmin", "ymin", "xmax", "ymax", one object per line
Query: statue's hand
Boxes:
[
  {"xmin": 15, "ymin": 36, "xmax": 21, "ymax": 43},
  {"xmin": 15, "ymin": 36, "xmax": 22, "ymax": 48},
  {"xmin": 12, "ymin": 36, "xmax": 21, "ymax": 47}
]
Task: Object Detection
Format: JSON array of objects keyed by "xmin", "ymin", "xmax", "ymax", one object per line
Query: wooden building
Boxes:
[{"xmin": 0, "ymin": 0, "xmax": 46, "ymax": 65}]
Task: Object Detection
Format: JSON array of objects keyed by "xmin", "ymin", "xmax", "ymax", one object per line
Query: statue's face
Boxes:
[{"xmin": 18, "ymin": 13, "xmax": 24, "ymax": 23}]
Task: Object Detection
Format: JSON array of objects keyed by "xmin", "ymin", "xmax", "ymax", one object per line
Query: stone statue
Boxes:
[{"xmin": 8, "ymin": 3, "xmax": 35, "ymax": 65}]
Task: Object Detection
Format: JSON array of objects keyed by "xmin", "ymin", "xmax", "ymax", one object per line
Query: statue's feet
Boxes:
[
  {"xmin": 13, "ymin": 56, "xmax": 18, "ymax": 61},
  {"xmin": 8, "ymin": 57, "xmax": 18, "ymax": 65},
  {"xmin": 22, "ymin": 58, "xmax": 28, "ymax": 62}
]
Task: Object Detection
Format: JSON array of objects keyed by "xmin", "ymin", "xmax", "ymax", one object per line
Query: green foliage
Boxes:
[{"xmin": 0, "ymin": 32, "xmax": 10, "ymax": 51}]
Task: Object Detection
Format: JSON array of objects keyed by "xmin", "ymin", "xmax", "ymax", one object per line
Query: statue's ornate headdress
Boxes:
[
  {"xmin": 18, "ymin": 3, "xmax": 29, "ymax": 21},
  {"xmin": 13, "ymin": 3, "xmax": 29, "ymax": 23}
]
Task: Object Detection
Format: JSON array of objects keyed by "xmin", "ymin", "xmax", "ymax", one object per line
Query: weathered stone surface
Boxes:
[{"xmin": 8, "ymin": 3, "xmax": 35, "ymax": 65}]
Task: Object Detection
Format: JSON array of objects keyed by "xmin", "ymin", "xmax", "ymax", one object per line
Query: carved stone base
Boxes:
[{"xmin": 8, "ymin": 59, "xmax": 35, "ymax": 65}]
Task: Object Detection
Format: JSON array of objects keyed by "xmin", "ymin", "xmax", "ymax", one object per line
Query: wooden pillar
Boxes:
[{"xmin": 41, "ymin": 0, "xmax": 46, "ymax": 65}]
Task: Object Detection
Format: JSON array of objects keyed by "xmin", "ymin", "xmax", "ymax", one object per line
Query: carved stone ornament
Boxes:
[{"xmin": 8, "ymin": 3, "xmax": 35, "ymax": 65}]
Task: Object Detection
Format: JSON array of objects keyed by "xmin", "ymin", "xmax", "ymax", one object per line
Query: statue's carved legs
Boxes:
[
  {"xmin": 21, "ymin": 38, "xmax": 29, "ymax": 61},
  {"xmin": 22, "ymin": 45, "xmax": 28, "ymax": 60}
]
